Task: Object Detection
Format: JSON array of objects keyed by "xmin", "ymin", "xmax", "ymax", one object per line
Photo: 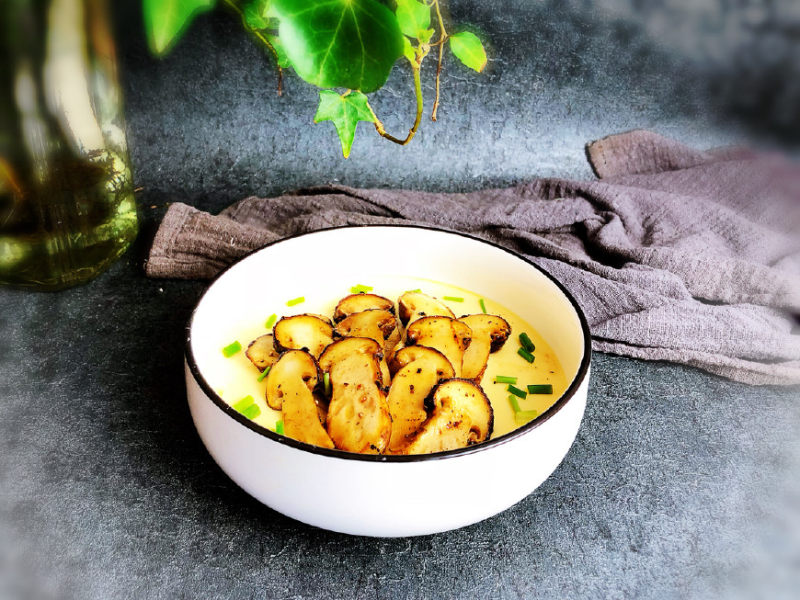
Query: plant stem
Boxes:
[
  {"xmin": 368, "ymin": 64, "xmax": 424, "ymax": 146},
  {"xmin": 431, "ymin": 0, "xmax": 448, "ymax": 121},
  {"xmin": 221, "ymin": 0, "xmax": 283, "ymax": 95}
]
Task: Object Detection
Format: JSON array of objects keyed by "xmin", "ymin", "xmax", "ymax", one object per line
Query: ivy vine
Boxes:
[{"xmin": 143, "ymin": 0, "xmax": 487, "ymax": 157}]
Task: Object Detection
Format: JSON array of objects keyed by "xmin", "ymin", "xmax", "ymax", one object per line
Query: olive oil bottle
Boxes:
[{"xmin": 0, "ymin": 0, "xmax": 138, "ymax": 290}]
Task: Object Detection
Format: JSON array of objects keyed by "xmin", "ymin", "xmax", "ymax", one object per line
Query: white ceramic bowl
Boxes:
[{"xmin": 185, "ymin": 225, "xmax": 591, "ymax": 537}]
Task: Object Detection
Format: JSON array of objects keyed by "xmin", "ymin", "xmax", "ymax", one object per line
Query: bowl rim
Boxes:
[{"xmin": 185, "ymin": 224, "xmax": 592, "ymax": 463}]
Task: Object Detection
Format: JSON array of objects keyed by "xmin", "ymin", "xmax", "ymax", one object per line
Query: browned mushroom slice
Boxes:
[
  {"xmin": 265, "ymin": 349, "xmax": 319, "ymax": 410},
  {"xmin": 273, "ymin": 314, "xmax": 334, "ymax": 358},
  {"xmin": 333, "ymin": 293, "xmax": 395, "ymax": 322},
  {"xmin": 266, "ymin": 350, "xmax": 334, "ymax": 449},
  {"xmin": 334, "ymin": 309, "xmax": 397, "ymax": 349},
  {"xmin": 245, "ymin": 334, "xmax": 280, "ymax": 371},
  {"xmin": 457, "ymin": 314, "xmax": 512, "ymax": 382},
  {"xmin": 385, "ymin": 346, "xmax": 455, "ymax": 453},
  {"xmin": 334, "ymin": 308, "xmax": 399, "ymax": 383},
  {"xmin": 397, "ymin": 291, "xmax": 455, "ymax": 326},
  {"xmin": 398, "ymin": 379, "xmax": 494, "ymax": 455},
  {"xmin": 405, "ymin": 316, "xmax": 472, "ymax": 378},
  {"xmin": 319, "ymin": 336, "xmax": 390, "ymax": 388},
  {"xmin": 318, "ymin": 337, "xmax": 383, "ymax": 373},
  {"xmin": 326, "ymin": 352, "xmax": 392, "ymax": 454}
]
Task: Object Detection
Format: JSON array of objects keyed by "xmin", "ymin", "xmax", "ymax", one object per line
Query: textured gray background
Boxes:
[{"xmin": 1, "ymin": 1, "xmax": 799, "ymax": 599}]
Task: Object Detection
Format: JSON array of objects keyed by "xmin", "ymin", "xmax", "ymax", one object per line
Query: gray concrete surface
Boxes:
[{"xmin": 1, "ymin": 1, "xmax": 799, "ymax": 598}]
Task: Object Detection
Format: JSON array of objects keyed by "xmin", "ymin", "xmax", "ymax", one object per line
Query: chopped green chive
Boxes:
[
  {"xmin": 222, "ymin": 341, "xmax": 242, "ymax": 357},
  {"xmin": 508, "ymin": 395, "xmax": 522, "ymax": 413},
  {"xmin": 519, "ymin": 332, "xmax": 536, "ymax": 353},
  {"xmin": 479, "ymin": 298, "xmax": 487, "ymax": 314},
  {"xmin": 407, "ymin": 289, "xmax": 421, "ymax": 293},
  {"xmin": 493, "ymin": 375, "xmax": 518, "ymax": 384},
  {"xmin": 233, "ymin": 395, "xmax": 260, "ymax": 419},
  {"xmin": 443, "ymin": 296, "xmax": 464, "ymax": 302},
  {"xmin": 275, "ymin": 420, "xmax": 285, "ymax": 435},
  {"xmin": 241, "ymin": 404, "xmax": 261, "ymax": 420},
  {"xmin": 527, "ymin": 384, "xmax": 553, "ymax": 395},
  {"xmin": 264, "ymin": 313, "xmax": 277, "ymax": 329},
  {"xmin": 286, "ymin": 296, "xmax": 305, "ymax": 307},
  {"xmin": 232, "ymin": 395, "xmax": 255, "ymax": 413},
  {"xmin": 514, "ymin": 410, "xmax": 539, "ymax": 424},
  {"xmin": 323, "ymin": 372, "xmax": 331, "ymax": 396},
  {"xmin": 257, "ymin": 366, "xmax": 271, "ymax": 382},
  {"xmin": 350, "ymin": 284, "xmax": 374, "ymax": 293},
  {"xmin": 517, "ymin": 347, "xmax": 535, "ymax": 363},
  {"xmin": 507, "ymin": 384, "xmax": 527, "ymax": 399}
]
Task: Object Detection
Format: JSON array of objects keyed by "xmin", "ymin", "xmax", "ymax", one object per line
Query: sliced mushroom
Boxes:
[
  {"xmin": 266, "ymin": 350, "xmax": 334, "ymax": 449},
  {"xmin": 318, "ymin": 337, "xmax": 383, "ymax": 373},
  {"xmin": 319, "ymin": 335, "xmax": 391, "ymax": 388},
  {"xmin": 325, "ymin": 352, "xmax": 392, "ymax": 454},
  {"xmin": 265, "ymin": 349, "xmax": 319, "ymax": 410},
  {"xmin": 385, "ymin": 346, "xmax": 455, "ymax": 453},
  {"xmin": 334, "ymin": 308, "xmax": 399, "ymax": 383},
  {"xmin": 245, "ymin": 334, "xmax": 280, "ymax": 371},
  {"xmin": 273, "ymin": 314, "xmax": 334, "ymax": 358},
  {"xmin": 398, "ymin": 378, "xmax": 494, "ymax": 455},
  {"xmin": 333, "ymin": 293, "xmax": 395, "ymax": 322},
  {"xmin": 405, "ymin": 316, "xmax": 472, "ymax": 378},
  {"xmin": 334, "ymin": 308, "xmax": 398, "ymax": 349},
  {"xmin": 457, "ymin": 314, "xmax": 512, "ymax": 382},
  {"xmin": 397, "ymin": 291, "xmax": 455, "ymax": 326}
]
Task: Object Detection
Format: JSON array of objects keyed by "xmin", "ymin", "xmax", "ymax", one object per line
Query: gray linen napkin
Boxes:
[{"xmin": 146, "ymin": 130, "xmax": 800, "ymax": 386}]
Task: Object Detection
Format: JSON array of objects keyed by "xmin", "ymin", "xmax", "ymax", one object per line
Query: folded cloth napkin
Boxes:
[{"xmin": 146, "ymin": 130, "xmax": 800, "ymax": 385}]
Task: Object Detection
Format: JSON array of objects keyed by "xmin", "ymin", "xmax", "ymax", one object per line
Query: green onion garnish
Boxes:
[
  {"xmin": 514, "ymin": 410, "xmax": 538, "ymax": 424},
  {"xmin": 507, "ymin": 384, "xmax": 527, "ymax": 399},
  {"xmin": 519, "ymin": 332, "xmax": 536, "ymax": 352},
  {"xmin": 479, "ymin": 298, "xmax": 487, "ymax": 313},
  {"xmin": 527, "ymin": 384, "xmax": 553, "ymax": 394},
  {"xmin": 350, "ymin": 284, "xmax": 374, "ymax": 294},
  {"xmin": 407, "ymin": 289, "xmax": 421, "ymax": 293},
  {"xmin": 286, "ymin": 296, "xmax": 305, "ymax": 307},
  {"xmin": 241, "ymin": 404, "xmax": 260, "ymax": 420},
  {"xmin": 222, "ymin": 341, "xmax": 242, "ymax": 357},
  {"xmin": 443, "ymin": 296, "xmax": 464, "ymax": 302},
  {"xmin": 264, "ymin": 313, "xmax": 277, "ymax": 329},
  {"xmin": 275, "ymin": 420, "xmax": 285, "ymax": 435},
  {"xmin": 508, "ymin": 395, "xmax": 522, "ymax": 413},
  {"xmin": 323, "ymin": 372, "xmax": 331, "ymax": 396},
  {"xmin": 493, "ymin": 375, "xmax": 518, "ymax": 384},
  {"xmin": 233, "ymin": 395, "xmax": 260, "ymax": 419},
  {"xmin": 257, "ymin": 366, "xmax": 271, "ymax": 382},
  {"xmin": 517, "ymin": 347, "xmax": 535, "ymax": 363},
  {"xmin": 232, "ymin": 395, "xmax": 255, "ymax": 413}
]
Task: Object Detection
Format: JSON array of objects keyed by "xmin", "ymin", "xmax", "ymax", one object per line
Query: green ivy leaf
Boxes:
[
  {"xmin": 243, "ymin": 0, "xmax": 270, "ymax": 30},
  {"xmin": 402, "ymin": 37, "xmax": 416, "ymax": 63},
  {"xmin": 314, "ymin": 90, "xmax": 375, "ymax": 158},
  {"xmin": 418, "ymin": 27, "xmax": 434, "ymax": 44},
  {"xmin": 395, "ymin": 0, "xmax": 430, "ymax": 40},
  {"xmin": 272, "ymin": 0, "xmax": 403, "ymax": 93},
  {"xmin": 266, "ymin": 34, "xmax": 290, "ymax": 68},
  {"xmin": 143, "ymin": 0, "xmax": 216, "ymax": 56},
  {"xmin": 449, "ymin": 31, "xmax": 487, "ymax": 72}
]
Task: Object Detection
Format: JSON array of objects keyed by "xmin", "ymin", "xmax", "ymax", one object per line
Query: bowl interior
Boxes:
[{"xmin": 189, "ymin": 226, "xmax": 589, "ymax": 445}]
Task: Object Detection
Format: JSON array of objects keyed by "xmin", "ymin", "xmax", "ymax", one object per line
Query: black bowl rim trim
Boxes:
[{"xmin": 185, "ymin": 224, "xmax": 592, "ymax": 463}]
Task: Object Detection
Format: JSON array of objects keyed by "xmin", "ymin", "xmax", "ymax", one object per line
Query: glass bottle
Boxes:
[{"xmin": 0, "ymin": 0, "xmax": 138, "ymax": 290}]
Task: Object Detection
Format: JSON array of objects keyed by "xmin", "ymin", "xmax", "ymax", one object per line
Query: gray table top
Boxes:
[{"xmin": 2, "ymin": 1, "xmax": 798, "ymax": 598}]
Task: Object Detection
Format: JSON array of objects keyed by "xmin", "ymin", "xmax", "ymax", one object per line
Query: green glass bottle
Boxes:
[{"xmin": 0, "ymin": 0, "xmax": 138, "ymax": 290}]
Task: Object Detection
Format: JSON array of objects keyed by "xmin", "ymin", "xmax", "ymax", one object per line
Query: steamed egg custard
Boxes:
[{"xmin": 206, "ymin": 277, "xmax": 568, "ymax": 454}]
